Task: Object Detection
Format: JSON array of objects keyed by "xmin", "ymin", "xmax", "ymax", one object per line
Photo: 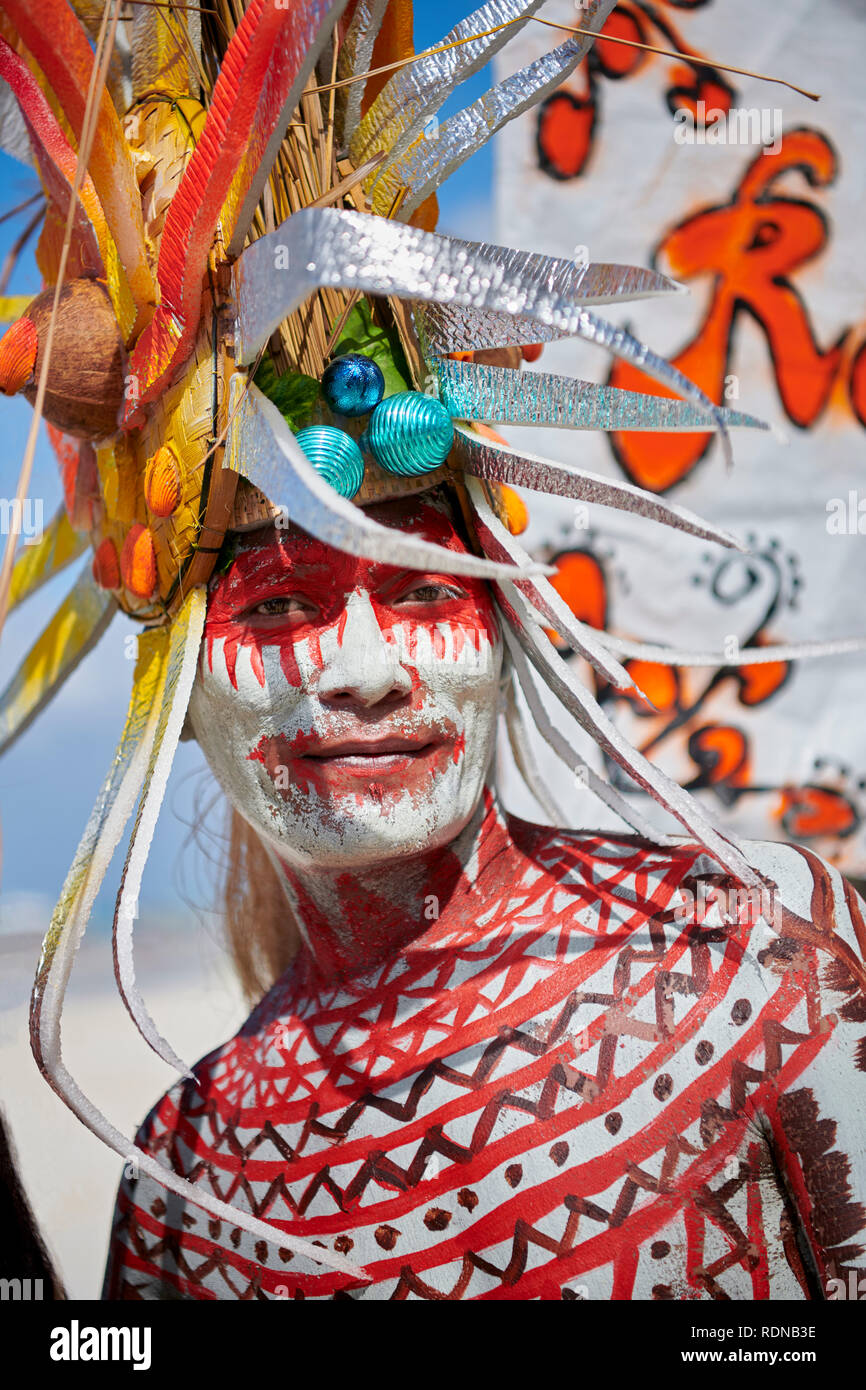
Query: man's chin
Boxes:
[{"xmin": 261, "ymin": 801, "xmax": 470, "ymax": 872}]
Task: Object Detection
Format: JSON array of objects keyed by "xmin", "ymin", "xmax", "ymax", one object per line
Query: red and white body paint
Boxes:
[
  {"xmin": 105, "ymin": 498, "xmax": 866, "ymax": 1300},
  {"xmin": 188, "ymin": 497, "xmax": 502, "ymax": 911},
  {"xmin": 105, "ymin": 804, "xmax": 866, "ymax": 1301}
]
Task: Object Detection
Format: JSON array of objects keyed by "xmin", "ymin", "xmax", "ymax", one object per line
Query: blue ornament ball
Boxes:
[
  {"xmin": 321, "ymin": 353, "xmax": 385, "ymax": 418},
  {"xmin": 294, "ymin": 426, "xmax": 365, "ymax": 499},
  {"xmin": 363, "ymin": 392, "xmax": 454, "ymax": 476}
]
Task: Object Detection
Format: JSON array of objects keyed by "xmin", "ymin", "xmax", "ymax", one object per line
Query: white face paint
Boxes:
[{"xmin": 188, "ymin": 496, "xmax": 503, "ymax": 871}]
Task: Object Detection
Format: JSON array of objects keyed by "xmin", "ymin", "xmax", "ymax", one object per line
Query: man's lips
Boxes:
[
  {"xmin": 293, "ymin": 738, "xmax": 441, "ymax": 777},
  {"xmin": 247, "ymin": 724, "xmax": 465, "ymax": 792},
  {"xmin": 299, "ymin": 738, "xmax": 438, "ymax": 761}
]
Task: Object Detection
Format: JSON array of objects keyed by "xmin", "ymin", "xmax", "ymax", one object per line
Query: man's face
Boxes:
[{"xmin": 188, "ymin": 494, "xmax": 503, "ymax": 870}]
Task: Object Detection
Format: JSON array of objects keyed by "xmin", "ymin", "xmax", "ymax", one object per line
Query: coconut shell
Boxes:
[{"xmin": 23, "ymin": 279, "xmax": 126, "ymax": 441}]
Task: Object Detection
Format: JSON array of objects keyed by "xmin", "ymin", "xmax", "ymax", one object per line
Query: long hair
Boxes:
[{"xmin": 221, "ymin": 807, "xmax": 300, "ymax": 1006}]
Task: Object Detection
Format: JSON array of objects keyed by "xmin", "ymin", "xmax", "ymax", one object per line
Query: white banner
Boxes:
[{"xmin": 494, "ymin": 0, "xmax": 866, "ymax": 871}]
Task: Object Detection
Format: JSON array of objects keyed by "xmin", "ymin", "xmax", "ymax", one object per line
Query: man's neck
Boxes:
[{"xmin": 275, "ymin": 787, "xmax": 511, "ymax": 984}]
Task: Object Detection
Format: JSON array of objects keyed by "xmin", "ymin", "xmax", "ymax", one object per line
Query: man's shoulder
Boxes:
[
  {"xmin": 737, "ymin": 835, "xmax": 865, "ymax": 944},
  {"xmin": 507, "ymin": 816, "xmax": 865, "ymax": 939},
  {"xmin": 514, "ymin": 813, "xmax": 842, "ymax": 883}
]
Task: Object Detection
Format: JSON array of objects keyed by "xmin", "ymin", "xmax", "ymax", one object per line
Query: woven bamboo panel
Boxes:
[
  {"xmin": 123, "ymin": 97, "xmax": 206, "ymax": 260},
  {"xmin": 353, "ymin": 456, "xmax": 450, "ymax": 505}
]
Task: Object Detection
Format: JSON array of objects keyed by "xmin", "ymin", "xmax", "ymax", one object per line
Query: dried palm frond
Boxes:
[{"xmin": 201, "ymin": 0, "xmax": 417, "ymax": 382}]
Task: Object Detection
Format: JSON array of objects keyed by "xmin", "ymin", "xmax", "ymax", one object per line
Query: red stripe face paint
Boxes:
[{"xmin": 188, "ymin": 495, "xmax": 503, "ymax": 873}]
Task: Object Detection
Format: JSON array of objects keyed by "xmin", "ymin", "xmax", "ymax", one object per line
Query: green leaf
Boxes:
[
  {"xmin": 331, "ymin": 299, "xmax": 411, "ymax": 397},
  {"xmin": 253, "ymin": 358, "xmax": 320, "ymax": 431}
]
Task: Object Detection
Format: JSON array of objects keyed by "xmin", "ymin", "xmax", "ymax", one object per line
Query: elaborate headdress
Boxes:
[{"xmin": 0, "ymin": 1, "xmax": 842, "ymax": 1276}]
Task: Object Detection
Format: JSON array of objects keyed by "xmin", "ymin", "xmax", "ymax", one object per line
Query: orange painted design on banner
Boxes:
[
  {"xmin": 547, "ymin": 546, "xmax": 861, "ymax": 852},
  {"xmin": 687, "ymin": 725, "xmax": 751, "ymax": 791},
  {"xmin": 777, "ymin": 787, "xmax": 859, "ymax": 840},
  {"xmin": 624, "ymin": 659, "xmax": 680, "ymax": 716},
  {"xmin": 608, "ymin": 130, "xmax": 864, "ymax": 492},
  {"xmin": 546, "ymin": 550, "xmax": 607, "ymax": 646},
  {"xmin": 536, "ymin": 1, "xmax": 733, "ymax": 182}
]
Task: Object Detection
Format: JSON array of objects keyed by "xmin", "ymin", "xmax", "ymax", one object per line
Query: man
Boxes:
[{"xmin": 104, "ymin": 493, "xmax": 866, "ymax": 1301}]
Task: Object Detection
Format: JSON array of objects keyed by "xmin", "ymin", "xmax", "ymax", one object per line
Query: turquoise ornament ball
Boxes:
[
  {"xmin": 321, "ymin": 353, "xmax": 385, "ymax": 418},
  {"xmin": 363, "ymin": 392, "xmax": 454, "ymax": 476},
  {"xmin": 294, "ymin": 426, "xmax": 365, "ymax": 499}
]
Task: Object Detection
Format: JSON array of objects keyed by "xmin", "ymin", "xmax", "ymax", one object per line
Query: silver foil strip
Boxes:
[
  {"xmin": 334, "ymin": 0, "xmax": 390, "ymax": 151},
  {"xmin": 235, "ymin": 207, "xmax": 681, "ymax": 361},
  {"xmin": 466, "ymin": 475, "xmax": 639, "ymax": 690},
  {"xmin": 454, "ymin": 425, "xmax": 743, "ymax": 550},
  {"xmin": 495, "ymin": 578, "xmax": 761, "ymax": 888},
  {"xmin": 350, "ymin": 0, "xmax": 547, "ymax": 172},
  {"xmin": 369, "ymin": 1, "xmax": 616, "ymax": 216},
  {"xmin": 413, "ymin": 261, "xmax": 683, "ymax": 355},
  {"xmin": 234, "ymin": 208, "xmax": 731, "ymax": 453},
  {"xmin": 505, "ymin": 637, "xmax": 675, "ymax": 843},
  {"xmin": 437, "ymin": 356, "xmax": 767, "ymax": 432},
  {"xmin": 503, "ymin": 677, "xmax": 570, "ymax": 826},
  {"xmin": 598, "ymin": 631, "xmax": 866, "ymax": 668},
  {"xmin": 112, "ymin": 590, "xmax": 207, "ymax": 1082}
]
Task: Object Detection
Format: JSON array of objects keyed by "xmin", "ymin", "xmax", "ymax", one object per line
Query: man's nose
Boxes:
[{"xmin": 316, "ymin": 592, "xmax": 413, "ymax": 708}]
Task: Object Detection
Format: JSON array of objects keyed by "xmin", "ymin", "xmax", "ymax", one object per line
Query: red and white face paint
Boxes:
[{"xmin": 188, "ymin": 494, "xmax": 503, "ymax": 871}]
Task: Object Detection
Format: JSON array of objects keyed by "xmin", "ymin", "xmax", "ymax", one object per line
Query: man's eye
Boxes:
[
  {"xmin": 397, "ymin": 582, "xmax": 465, "ymax": 604},
  {"xmin": 251, "ymin": 596, "xmax": 315, "ymax": 618}
]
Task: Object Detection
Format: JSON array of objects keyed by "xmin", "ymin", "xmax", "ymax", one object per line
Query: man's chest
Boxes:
[{"xmin": 137, "ymin": 907, "xmax": 821, "ymax": 1299}]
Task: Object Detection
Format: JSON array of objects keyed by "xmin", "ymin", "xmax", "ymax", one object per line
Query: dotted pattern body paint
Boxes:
[{"xmin": 105, "ymin": 805, "xmax": 866, "ymax": 1301}]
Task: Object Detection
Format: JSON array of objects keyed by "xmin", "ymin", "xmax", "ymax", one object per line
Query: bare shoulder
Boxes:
[
  {"xmin": 738, "ymin": 835, "xmax": 866, "ymax": 957},
  {"xmin": 507, "ymin": 815, "xmax": 866, "ymax": 963}
]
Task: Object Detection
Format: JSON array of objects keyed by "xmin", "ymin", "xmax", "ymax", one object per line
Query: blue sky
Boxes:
[{"xmin": 0, "ymin": 2, "xmax": 497, "ymax": 934}]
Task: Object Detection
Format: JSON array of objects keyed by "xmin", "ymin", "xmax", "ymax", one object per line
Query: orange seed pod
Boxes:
[
  {"xmin": 144, "ymin": 445, "xmax": 182, "ymax": 517},
  {"xmin": 501, "ymin": 484, "xmax": 529, "ymax": 536},
  {"xmin": 92, "ymin": 537, "xmax": 121, "ymax": 590},
  {"xmin": 121, "ymin": 523, "xmax": 157, "ymax": 598},
  {"xmin": 0, "ymin": 316, "xmax": 37, "ymax": 395}
]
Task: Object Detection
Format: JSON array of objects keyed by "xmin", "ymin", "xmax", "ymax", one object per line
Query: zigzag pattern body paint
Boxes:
[{"xmin": 105, "ymin": 810, "xmax": 866, "ymax": 1300}]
